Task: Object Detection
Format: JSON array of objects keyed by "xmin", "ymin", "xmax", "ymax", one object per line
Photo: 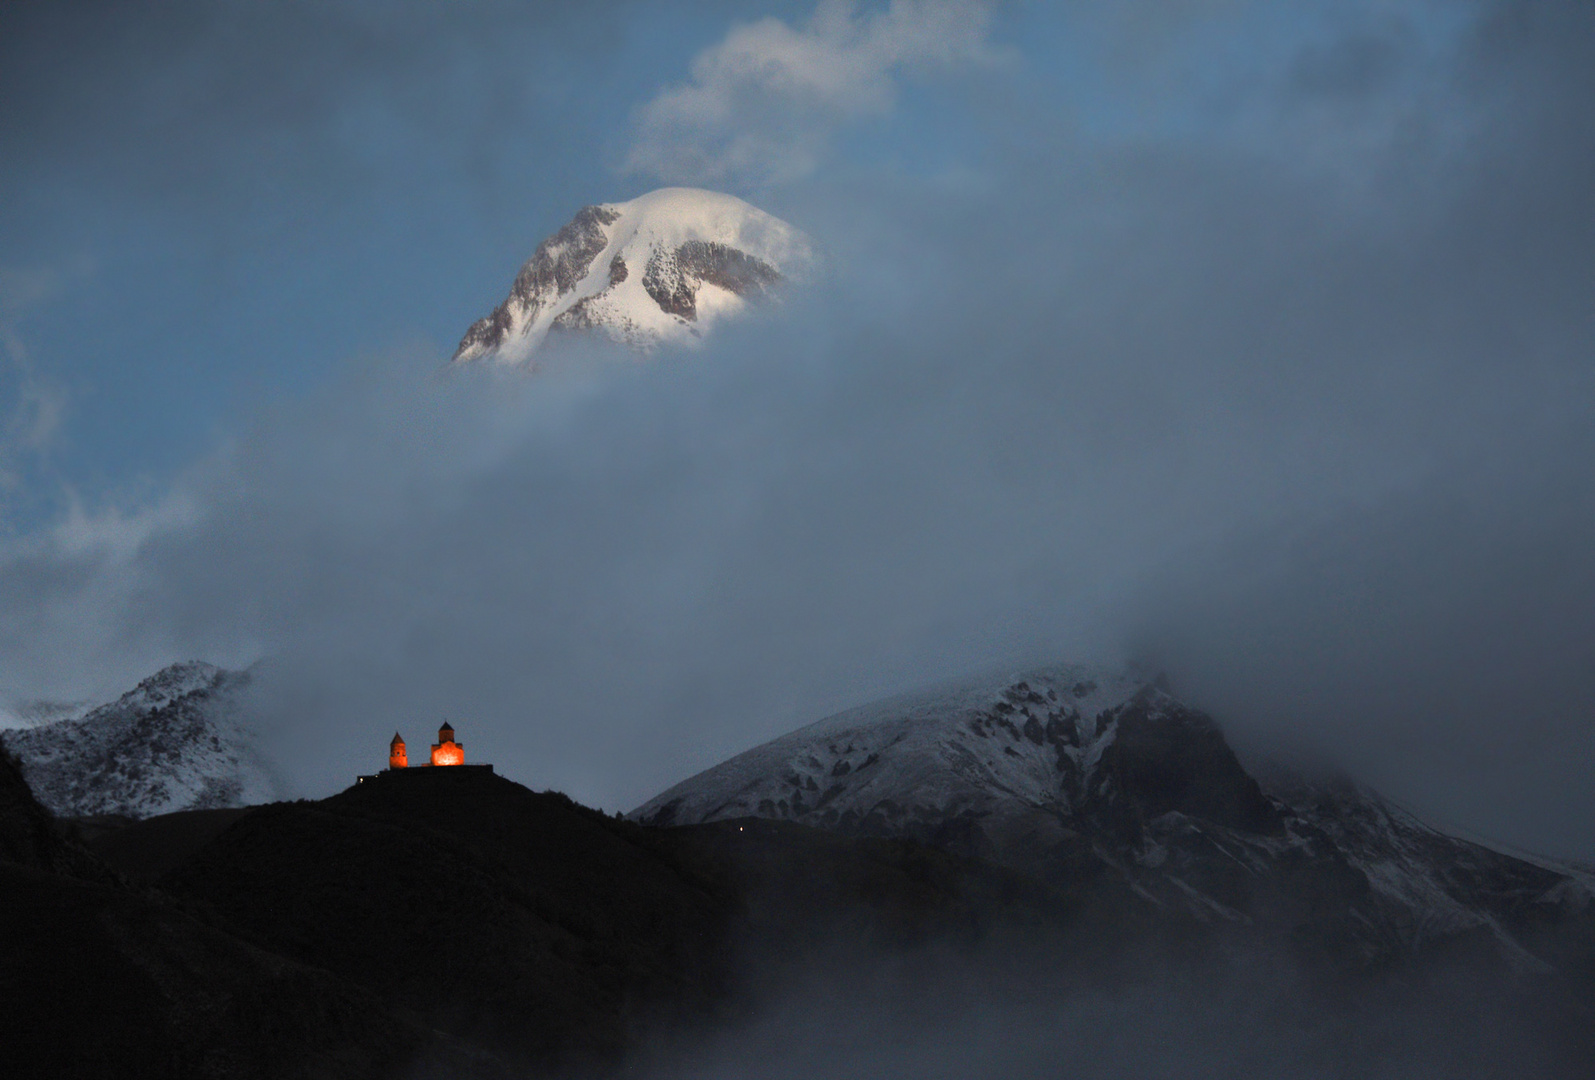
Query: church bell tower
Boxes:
[{"xmin": 431, "ymin": 722, "xmax": 464, "ymax": 766}]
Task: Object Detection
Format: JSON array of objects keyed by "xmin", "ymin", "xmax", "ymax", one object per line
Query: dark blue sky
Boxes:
[{"xmin": 2, "ymin": 1, "xmax": 1593, "ymax": 859}]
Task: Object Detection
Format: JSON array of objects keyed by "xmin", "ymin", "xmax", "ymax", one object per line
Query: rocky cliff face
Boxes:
[
  {"xmin": 632, "ymin": 662, "xmax": 1595, "ymax": 972},
  {"xmin": 453, "ymin": 187, "xmax": 809, "ymax": 363},
  {"xmin": 1, "ymin": 661, "xmax": 279, "ymax": 819}
]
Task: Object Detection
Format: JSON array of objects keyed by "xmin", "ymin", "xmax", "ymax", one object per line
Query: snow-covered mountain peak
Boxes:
[
  {"xmin": 633, "ymin": 662, "xmax": 1170, "ymax": 836},
  {"xmin": 119, "ymin": 660, "xmax": 228, "ymax": 711},
  {"xmin": 452, "ymin": 187, "xmax": 811, "ymax": 364},
  {"xmin": 1, "ymin": 662, "xmax": 226, "ymax": 734},
  {"xmin": 799, "ymin": 661, "xmax": 1149, "ymax": 740},
  {"xmin": 1, "ymin": 661, "xmax": 278, "ymax": 819}
]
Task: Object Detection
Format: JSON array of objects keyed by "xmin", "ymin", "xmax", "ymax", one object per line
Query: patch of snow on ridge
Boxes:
[{"xmin": 453, "ymin": 188, "xmax": 812, "ymax": 363}]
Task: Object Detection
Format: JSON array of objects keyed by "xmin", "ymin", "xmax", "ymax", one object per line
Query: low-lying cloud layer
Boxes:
[
  {"xmin": 1, "ymin": 1, "xmax": 1591, "ymax": 859},
  {"xmin": 640, "ymin": 945, "xmax": 1590, "ymax": 1080}
]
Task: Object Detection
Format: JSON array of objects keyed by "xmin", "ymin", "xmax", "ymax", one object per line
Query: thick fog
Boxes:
[
  {"xmin": 0, "ymin": 1, "xmax": 1592, "ymax": 860},
  {"xmin": 631, "ymin": 946, "xmax": 1589, "ymax": 1080}
]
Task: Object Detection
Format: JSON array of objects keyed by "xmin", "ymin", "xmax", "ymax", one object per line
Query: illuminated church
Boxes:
[
  {"xmin": 359, "ymin": 722, "xmax": 492, "ymax": 784},
  {"xmin": 388, "ymin": 723, "xmax": 466, "ymax": 768}
]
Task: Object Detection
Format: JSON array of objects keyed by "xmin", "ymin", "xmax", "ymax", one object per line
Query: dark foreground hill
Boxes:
[
  {"xmin": 1, "ymin": 754, "xmax": 1154, "ymax": 1078},
  {"xmin": 160, "ymin": 766, "xmax": 1181, "ymax": 1075},
  {"xmin": 5, "ymin": 747, "xmax": 1595, "ymax": 1078},
  {"xmin": 0, "ymin": 747, "xmax": 460, "ymax": 1079}
]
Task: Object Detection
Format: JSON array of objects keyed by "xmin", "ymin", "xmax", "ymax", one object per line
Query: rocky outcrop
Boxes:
[{"xmin": 455, "ymin": 205, "xmax": 622, "ymax": 359}]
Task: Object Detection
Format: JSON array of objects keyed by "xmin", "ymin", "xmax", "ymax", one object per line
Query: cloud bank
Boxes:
[
  {"xmin": 0, "ymin": 265, "xmax": 72, "ymax": 499},
  {"xmin": 627, "ymin": 0, "xmax": 999, "ymax": 185}
]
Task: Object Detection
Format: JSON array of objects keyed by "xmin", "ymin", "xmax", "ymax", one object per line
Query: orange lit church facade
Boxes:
[
  {"xmin": 355, "ymin": 723, "xmax": 496, "ymax": 788},
  {"xmin": 388, "ymin": 723, "xmax": 465, "ymax": 769}
]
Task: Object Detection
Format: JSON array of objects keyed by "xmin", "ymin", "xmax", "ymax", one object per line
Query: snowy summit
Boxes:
[{"xmin": 452, "ymin": 187, "xmax": 811, "ymax": 363}]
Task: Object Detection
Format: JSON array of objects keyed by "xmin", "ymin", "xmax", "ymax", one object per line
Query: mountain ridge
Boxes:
[{"xmin": 632, "ymin": 661, "xmax": 1595, "ymax": 974}]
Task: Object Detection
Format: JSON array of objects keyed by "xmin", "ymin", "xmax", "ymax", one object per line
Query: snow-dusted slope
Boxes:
[
  {"xmin": 633, "ymin": 663, "xmax": 1594, "ymax": 970},
  {"xmin": 1260, "ymin": 770, "xmax": 1590, "ymax": 968},
  {"xmin": 636, "ymin": 664, "xmax": 1161, "ymax": 851},
  {"xmin": 1, "ymin": 662, "xmax": 279, "ymax": 819},
  {"xmin": 453, "ymin": 188, "xmax": 811, "ymax": 363}
]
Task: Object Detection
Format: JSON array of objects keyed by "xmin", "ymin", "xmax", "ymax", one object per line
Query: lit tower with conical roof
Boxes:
[{"xmin": 389, "ymin": 732, "xmax": 408, "ymax": 770}]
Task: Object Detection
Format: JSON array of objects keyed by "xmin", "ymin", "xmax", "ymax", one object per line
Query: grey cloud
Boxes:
[
  {"xmin": 626, "ymin": 0, "xmax": 1001, "ymax": 186},
  {"xmin": 636, "ymin": 946, "xmax": 1585, "ymax": 1079},
  {"xmin": 0, "ymin": 264, "xmax": 77, "ymax": 499},
  {"xmin": 0, "ymin": 0, "xmax": 648, "ymax": 222},
  {"xmin": 1287, "ymin": 22, "xmax": 1415, "ymax": 100}
]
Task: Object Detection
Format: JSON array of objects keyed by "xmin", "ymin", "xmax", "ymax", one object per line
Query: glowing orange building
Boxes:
[
  {"xmin": 430, "ymin": 722, "xmax": 464, "ymax": 767},
  {"xmin": 358, "ymin": 723, "xmax": 489, "ymax": 785}
]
